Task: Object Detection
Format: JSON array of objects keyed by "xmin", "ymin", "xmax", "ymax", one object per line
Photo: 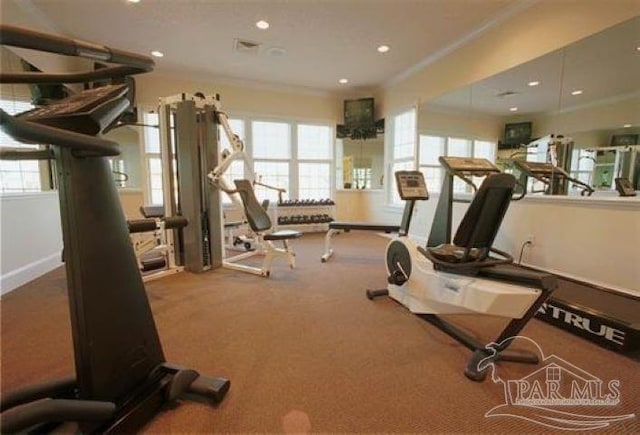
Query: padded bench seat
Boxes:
[
  {"xmin": 321, "ymin": 222, "xmax": 400, "ymax": 262},
  {"xmin": 264, "ymin": 230, "xmax": 303, "ymax": 241},
  {"xmin": 329, "ymin": 222, "xmax": 400, "ymax": 233}
]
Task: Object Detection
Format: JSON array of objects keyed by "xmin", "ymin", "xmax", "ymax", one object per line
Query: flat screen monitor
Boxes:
[
  {"xmin": 344, "ymin": 98, "xmax": 375, "ymax": 130},
  {"xmin": 503, "ymin": 122, "xmax": 532, "ymax": 147}
]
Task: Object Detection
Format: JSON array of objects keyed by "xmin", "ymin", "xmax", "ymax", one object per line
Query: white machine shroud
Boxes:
[{"xmin": 387, "ymin": 238, "xmax": 541, "ymax": 319}]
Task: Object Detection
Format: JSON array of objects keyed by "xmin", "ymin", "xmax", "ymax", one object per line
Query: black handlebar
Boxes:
[
  {"xmin": 0, "ymin": 109, "xmax": 119, "ymax": 157},
  {"xmin": 0, "ymin": 24, "xmax": 154, "ymax": 83}
]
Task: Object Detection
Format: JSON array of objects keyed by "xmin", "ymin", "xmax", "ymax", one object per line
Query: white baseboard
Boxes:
[
  {"xmin": 0, "ymin": 252, "xmax": 62, "ymax": 296},
  {"xmin": 518, "ymin": 261, "xmax": 638, "ymax": 298}
]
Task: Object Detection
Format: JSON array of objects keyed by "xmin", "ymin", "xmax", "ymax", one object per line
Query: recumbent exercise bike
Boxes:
[{"xmin": 367, "ymin": 169, "xmax": 556, "ymax": 381}]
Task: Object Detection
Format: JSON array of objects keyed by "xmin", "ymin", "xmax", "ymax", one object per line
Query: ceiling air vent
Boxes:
[
  {"xmin": 495, "ymin": 90, "xmax": 519, "ymax": 98},
  {"xmin": 233, "ymin": 39, "xmax": 261, "ymax": 55}
]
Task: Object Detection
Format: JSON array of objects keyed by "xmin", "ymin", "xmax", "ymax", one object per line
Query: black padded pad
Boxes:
[
  {"xmin": 141, "ymin": 256, "xmax": 166, "ymax": 272},
  {"xmin": 329, "ymin": 222, "xmax": 400, "ymax": 233},
  {"xmin": 264, "ymin": 230, "xmax": 302, "ymax": 241},
  {"xmin": 427, "ymin": 244, "xmax": 481, "ymax": 263},
  {"xmin": 234, "ymin": 179, "xmax": 272, "ymax": 232},
  {"xmin": 140, "ymin": 205, "xmax": 164, "ymax": 218},
  {"xmin": 453, "ymin": 173, "xmax": 515, "ymax": 250},
  {"xmin": 163, "ymin": 216, "xmax": 188, "ymax": 230},
  {"xmin": 128, "ymin": 218, "xmax": 158, "ymax": 233},
  {"xmin": 127, "ymin": 216, "xmax": 188, "ymax": 233}
]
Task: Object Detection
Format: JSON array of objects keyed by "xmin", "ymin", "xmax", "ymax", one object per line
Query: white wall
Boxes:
[
  {"xmin": 496, "ymin": 196, "xmax": 640, "ymax": 294},
  {"xmin": 135, "ymin": 74, "xmax": 341, "ymax": 122},
  {"xmin": 335, "ymin": 190, "xmax": 388, "ymax": 223},
  {"xmin": 0, "ymin": 192, "xmax": 63, "ymax": 294},
  {"xmin": 419, "ymin": 106, "xmax": 503, "ymax": 141},
  {"xmin": 354, "ymin": 192, "xmax": 639, "ymax": 294},
  {"xmin": 381, "ymin": 1, "xmax": 639, "ymax": 112}
]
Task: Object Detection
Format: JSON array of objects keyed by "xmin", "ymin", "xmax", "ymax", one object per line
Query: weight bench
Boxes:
[
  {"xmin": 321, "ymin": 222, "xmax": 400, "ymax": 262},
  {"xmin": 224, "ymin": 179, "xmax": 302, "ymax": 277}
]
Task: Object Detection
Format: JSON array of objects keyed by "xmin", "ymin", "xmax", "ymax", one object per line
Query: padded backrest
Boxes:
[
  {"xmin": 453, "ymin": 173, "xmax": 516, "ymax": 251},
  {"xmin": 140, "ymin": 205, "xmax": 164, "ymax": 218},
  {"xmin": 234, "ymin": 179, "xmax": 272, "ymax": 232}
]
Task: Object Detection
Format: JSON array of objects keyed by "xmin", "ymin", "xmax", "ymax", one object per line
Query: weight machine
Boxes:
[
  {"xmin": 155, "ymin": 93, "xmax": 225, "ymax": 273},
  {"xmin": 156, "ymin": 92, "xmax": 300, "ymax": 278}
]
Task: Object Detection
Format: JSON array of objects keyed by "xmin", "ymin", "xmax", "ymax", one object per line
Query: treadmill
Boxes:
[{"xmin": 513, "ymin": 159, "xmax": 595, "ymax": 196}]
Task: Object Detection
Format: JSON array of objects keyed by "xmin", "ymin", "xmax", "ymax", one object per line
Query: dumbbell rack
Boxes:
[{"xmin": 276, "ymin": 199, "xmax": 335, "ymax": 233}]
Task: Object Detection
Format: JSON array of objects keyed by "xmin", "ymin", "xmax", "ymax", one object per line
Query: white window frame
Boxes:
[
  {"xmin": 0, "ymin": 97, "xmax": 50, "ymax": 194},
  {"xmin": 388, "ymin": 107, "xmax": 417, "ymax": 205},
  {"xmin": 296, "ymin": 122, "xmax": 334, "ymax": 200},
  {"xmin": 417, "ymin": 133, "xmax": 498, "ymax": 194},
  {"xmin": 139, "ymin": 108, "xmax": 163, "ymax": 205}
]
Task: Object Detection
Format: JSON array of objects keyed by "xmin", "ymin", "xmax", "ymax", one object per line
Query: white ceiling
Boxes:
[
  {"xmin": 12, "ymin": 0, "xmax": 519, "ymax": 94},
  {"xmin": 428, "ymin": 15, "xmax": 640, "ymax": 116}
]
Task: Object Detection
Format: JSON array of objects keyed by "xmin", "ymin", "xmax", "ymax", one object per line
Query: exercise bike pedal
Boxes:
[{"xmin": 187, "ymin": 376, "xmax": 231, "ymax": 404}]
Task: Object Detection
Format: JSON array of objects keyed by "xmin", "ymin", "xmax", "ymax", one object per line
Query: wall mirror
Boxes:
[
  {"xmin": 336, "ymin": 136, "xmax": 384, "ymax": 190},
  {"xmin": 422, "ymin": 16, "xmax": 640, "ymax": 195}
]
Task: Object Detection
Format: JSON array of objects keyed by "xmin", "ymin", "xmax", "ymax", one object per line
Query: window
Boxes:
[
  {"xmin": 353, "ymin": 167, "xmax": 372, "ymax": 190},
  {"xmin": 297, "ymin": 124, "xmax": 332, "ymax": 199},
  {"xmin": 142, "ymin": 112, "xmax": 163, "ymax": 204},
  {"xmin": 570, "ymin": 148, "xmax": 595, "ymax": 186},
  {"xmin": 419, "ymin": 135, "xmax": 445, "ymax": 193},
  {"xmin": 390, "ymin": 109, "xmax": 416, "ymax": 203},
  {"xmin": 254, "ymin": 161, "xmax": 289, "ymax": 202},
  {"xmin": 298, "ymin": 124, "xmax": 332, "ymax": 160},
  {"xmin": 0, "ymin": 98, "xmax": 42, "ymax": 193},
  {"xmin": 252, "ymin": 121, "xmax": 290, "ymax": 159},
  {"xmin": 140, "ymin": 112, "xmax": 333, "ymax": 205},
  {"xmin": 219, "ymin": 118, "xmax": 246, "ymax": 203},
  {"xmin": 416, "ymin": 134, "xmax": 497, "ymax": 194},
  {"xmin": 298, "ymin": 162, "xmax": 331, "ymax": 199}
]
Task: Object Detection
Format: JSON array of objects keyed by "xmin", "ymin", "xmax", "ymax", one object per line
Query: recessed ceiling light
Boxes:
[
  {"xmin": 571, "ymin": 90, "xmax": 583, "ymax": 95},
  {"xmin": 256, "ymin": 20, "xmax": 270, "ymax": 30},
  {"xmin": 151, "ymin": 50, "xmax": 164, "ymax": 58},
  {"xmin": 377, "ymin": 45, "xmax": 390, "ymax": 53},
  {"xmin": 339, "ymin": 78, "xmax": 348, "ymax": 84},
  {"xmin": 528, "ymin": 81, "xmax": 540, "ymax": 87},
  {"xmin": 623, "ymin": 124, "xmax": 632, "ymax": 128},
  {"xmin": 127, "ymin": 0, "xmax": 141, "ymax": 3},
  {"xmin": 509, "ymin": 107, "xmax": 518, "ymax": 112},
  {"xmin": 266, "ymin": 46, "xmax": 287, "ymax": 57}
]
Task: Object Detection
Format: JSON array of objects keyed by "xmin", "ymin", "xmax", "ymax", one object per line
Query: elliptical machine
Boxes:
[
  {"xmin": 0, "ymin": 25, "xmax": 229, "ymax": 432},
  {"xmin": 367, "ymin": 167, "xmax": 556, "ymax": 381}
]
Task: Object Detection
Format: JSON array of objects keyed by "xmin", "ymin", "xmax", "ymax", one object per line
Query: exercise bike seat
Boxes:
[
  {"xmin": 264, "ymin": 230, "xmax": 303, "ymax": 241},
  {"xmin": 424, "ymin": 244, "xmax": 482, "ymax": 263},
  {"xmin": 420, "ymin": 173, "xmax": 517, "ymax": 271}
]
